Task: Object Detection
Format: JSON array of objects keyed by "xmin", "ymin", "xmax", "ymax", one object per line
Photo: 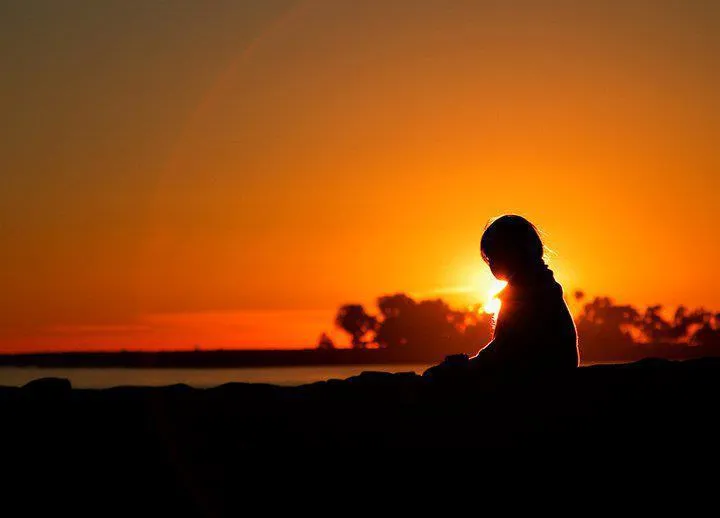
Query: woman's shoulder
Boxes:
[{"xmin": 501, "ymin": 278, "xmax": 564, "ymax": 305}]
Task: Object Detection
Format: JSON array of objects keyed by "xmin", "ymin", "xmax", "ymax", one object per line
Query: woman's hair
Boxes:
[{"xmin": 480, "ymin": 215, "xmax": 545, "ymax": 266}]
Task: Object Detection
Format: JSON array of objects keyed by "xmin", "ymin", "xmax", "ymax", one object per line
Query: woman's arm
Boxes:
[
  {"xmin": 470, "ymin": 339, "xmax": 495, "ymax": 361},
  {"xmin": 468, "ymin": 337, "xmax": 506, "ymax": 368},
  {"xmin": 468, "ymin": 298, "xmax": 523, "ymax": 367}
]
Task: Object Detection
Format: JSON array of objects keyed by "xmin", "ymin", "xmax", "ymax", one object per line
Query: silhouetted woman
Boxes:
[{"xmin": 426, "ymin": 215, "xmax": 578, "ymax": 377}]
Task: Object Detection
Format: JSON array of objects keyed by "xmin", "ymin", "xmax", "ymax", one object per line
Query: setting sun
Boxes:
[{"xmin": 484, "ymin": 280, "xmax": 508, "ymax": 317}]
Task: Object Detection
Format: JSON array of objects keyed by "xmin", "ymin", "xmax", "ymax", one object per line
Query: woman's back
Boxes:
[{"xmin": 483, "ymin": 264, "xmax": 578, "ymax": 371}]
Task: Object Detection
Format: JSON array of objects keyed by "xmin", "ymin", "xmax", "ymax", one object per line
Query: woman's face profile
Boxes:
[{"xmin": 488, "ymin": 258, "xmax": 509, "ymax": 281}]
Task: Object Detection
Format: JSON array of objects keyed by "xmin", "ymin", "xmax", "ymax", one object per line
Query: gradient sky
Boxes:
[{"xmin": 1, "ymin": 0, "xmax": 718, "ymax": 351}]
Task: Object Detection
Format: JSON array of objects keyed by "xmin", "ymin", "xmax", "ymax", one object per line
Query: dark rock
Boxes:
[
  {"xmin": 22, "ymin": 377, "xmax": 72, "ymax": 392},
  {"xmin": 4, "ymin": 359, "xmax": 720, "ymax": 512}
]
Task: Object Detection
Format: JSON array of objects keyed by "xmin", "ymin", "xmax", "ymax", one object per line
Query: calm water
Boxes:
[{"xmin": 0, "ymin": 364, "xmax": 432, "ymax": 389}]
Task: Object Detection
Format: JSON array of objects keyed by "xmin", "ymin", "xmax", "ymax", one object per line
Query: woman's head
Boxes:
[{"xmin": 480, "ymin": 215, "xmax": 545, "ymax": 281}]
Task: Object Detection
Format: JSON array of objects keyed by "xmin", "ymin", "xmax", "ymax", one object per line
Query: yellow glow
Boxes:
[
  {"xmin": 484, "ymin": 280, "xmax": 508, "ymax": 316},
  {"xmin": 463, "ymin": 271, "xmax": 507, "ymax": 316}
]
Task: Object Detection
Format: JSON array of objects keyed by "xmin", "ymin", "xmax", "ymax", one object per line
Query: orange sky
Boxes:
[{"xmin": 1, "ymin": 1, "xmax": 718, "ymax": 351}]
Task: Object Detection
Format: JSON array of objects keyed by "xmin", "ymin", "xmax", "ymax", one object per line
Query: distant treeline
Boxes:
[
  {"xmin": 2, "ymin": 292, "xmax": 718, "ymax": 369},
  {"xmin": 324, "ymin": 291, "xmax": 720, "ymax": 362}
]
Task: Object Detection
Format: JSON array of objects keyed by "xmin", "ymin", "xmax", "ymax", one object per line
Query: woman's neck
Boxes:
[{"xmin": 507, "ymin": 262, "xmax": 550, "ymax": 286}]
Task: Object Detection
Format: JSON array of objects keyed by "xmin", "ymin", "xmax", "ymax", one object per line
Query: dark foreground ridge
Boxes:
[{"xmin": 4, "ymin": 358, "xmax": 720, "ymax": 509}]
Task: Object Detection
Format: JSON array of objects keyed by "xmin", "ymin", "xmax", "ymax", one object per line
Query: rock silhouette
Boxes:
[{"xmin": 3, "ymin": 358, "xmax": 720, "ymax": 513}]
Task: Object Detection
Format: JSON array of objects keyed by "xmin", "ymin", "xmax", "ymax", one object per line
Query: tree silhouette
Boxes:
[
  {"xmin": 333, "ymin": 293, "xmax": 493, "ymax": 358},
  {"xmin": 690, "ymin": 312, "xmax": 720, "ymax": 347},
  {"xmin": 458, "ymin": 304, "xmax": 494, "ymax": 352},
  {"xmin": 334, "ymin": 305, "xmax": 377, "ymax": 349},
  {"xmin": 639, "ymin": 305, "xmax": 673, "ymax": 343},
  {"xmin": 377, "ymin": 293, "xmax": 416, "ymax": 319},
  {"xmin": 375, "ymin": 294, "xmax": 417, "ymax": 349},
  {"xmin": 330, "ymin": 290, "xmax": 719, "ymax": 362},
  {"xmin": 385, "ymin": 298, "xmax": 462, "ymax": 353},
  {"xmin": 573, "ymin": 297, "xmax": 639, "ymax": 360},
  {"xmin": 316, "ymin": 333, "xmax": 335, "ymax": 350}
]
